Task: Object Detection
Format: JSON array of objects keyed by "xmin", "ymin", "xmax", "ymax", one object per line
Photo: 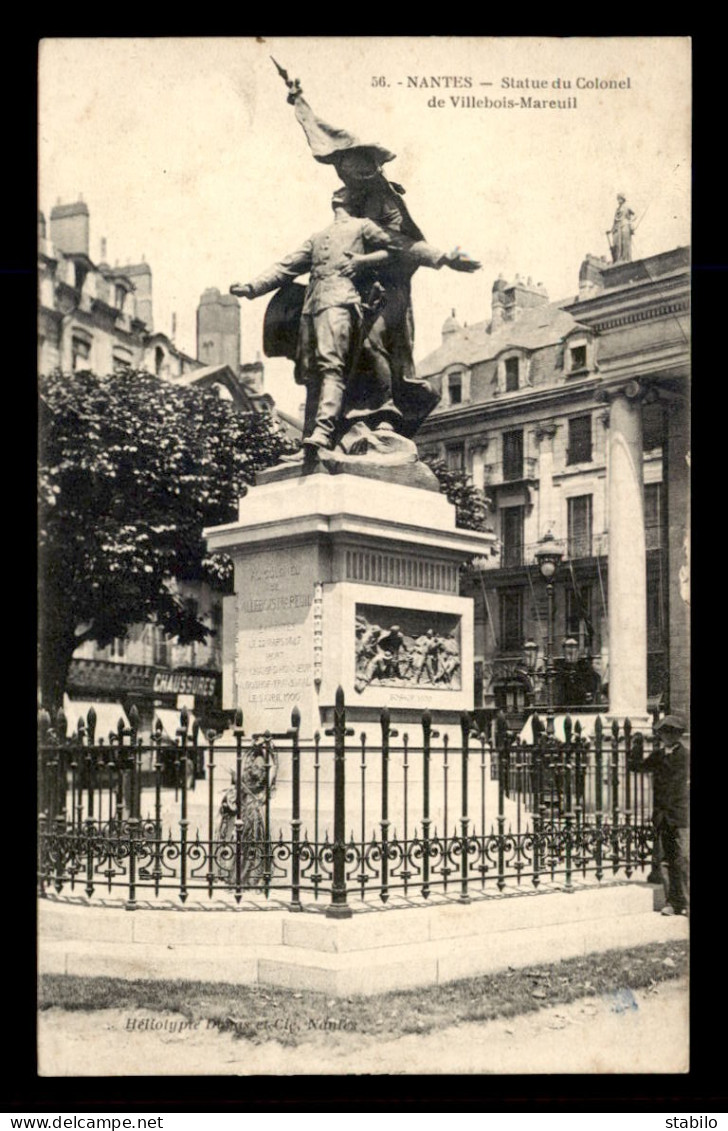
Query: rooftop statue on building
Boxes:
[
  {"xmin": 230, "ymin": 61, "xmax": 481, "ymax": 478},
  {"xmin": 608, "ymin": 193, "xmax": 636, "ymax": 263}
]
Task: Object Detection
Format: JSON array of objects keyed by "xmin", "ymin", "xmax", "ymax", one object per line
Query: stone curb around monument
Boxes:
[{"xmin": 38, "ymin": 884, "xmax": 688, "ymax": 996}]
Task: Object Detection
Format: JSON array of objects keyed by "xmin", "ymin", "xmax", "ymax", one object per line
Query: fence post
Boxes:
[
  {"xmin": 69, "ymin": 720, "xmax": 83, "ymax": 839},
  {"xmin": 204, "ymin": 728, "xmax": 216, "ymax": 899},
  {"xmin": 532, "ymin": 718, "xmax": 546, "ymax": 889},
  {"xmin": 118, "ymin": 714, "xmax": 139, "ymax": 910},
  {"xmin": 262, "ymin": 731, "xmax": 273, "ymax": 898},
  {"xmin": 289, "ymin": 706, "xmax": 302, "ymax": 911},
  {"xmin": 459, "ymin": 712, "xmax": 471, "ymax": 904},
  {"xmin": 631, "ymin": 730, "xmax": 647, "ymax": 869},
  {"xmin": 380, "ymin": 707, "xmax": 391, "ymax": 904},
  {"xmin": 53, "ymin": 709, "xmax": 68, "ymax": 894},
  {"xmin": 563, "ymin": 715, "xmax": 574, "ymax": 892},
  {"xmin": 233, "ymin": 708, "xmax": 245, "ymax": 905},
  {"xmin": 623, "ymin": 717, "xmax": 633, "ymax": 878},
  {"xmin": 574, "ymin": 721, "xmax": 585, "ymax": 879},
  {"xmin": 326, "ymin": 686, "xmax": 353, "ymax": 918},
  {"xmin": 129, "ymin": 706, "xmax": 141, "ymax": 819},
  {"xmin": 611, "ymin": 719, "xmax": 621, "ymax": 874},
  {"xmin": 37, "ymin": 710, "xmax": 52, "ymax": 896},
  {"xmin": 191, "ymin": 719, "xmax": 201, "ymax": 786},
  {"xmin": 594, "ymin": 716, "xmax": 604, "ymax": 882},
  {"xmin": 496, "ymin": 726, "xmax": 507, "ymax": 892},
  {"xmin": 84, "ymin": 708, "xmax": 97, "ymax": 899},
  {"xmin": 421, "ymin": 710, "xmax": 436, "ymax": 900}
]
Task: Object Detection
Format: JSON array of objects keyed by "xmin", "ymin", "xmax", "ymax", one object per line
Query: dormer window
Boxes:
[
  {"xmin": 443, "ymin": 366, "xmax": 470, "ymax": 407},
  {"xmin": 496, "ymin": 350, "xmax": 529, "ymax": 395},
  {"xmin": 505, "ymin": 356, "xmax": 519, "ymax": 392},
  {"xmin": 564, "ymin": 334, "xmax": 593, "ymax": 377},
  {"xmin": 570, "ymin": 344, "xmax": 587, "ymax": 370}
]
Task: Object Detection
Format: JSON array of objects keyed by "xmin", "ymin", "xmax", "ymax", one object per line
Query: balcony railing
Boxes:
[
  {"xmin": 486, "ymin": 533, "xmax": 609, "ymax": 571},
  {"xmin": 567, "ymin": 533, "xmax": 593, "ymax": 559},
  {"xmin": 502, "ymin": 543, "xmax": 524, "ymax": 568}
]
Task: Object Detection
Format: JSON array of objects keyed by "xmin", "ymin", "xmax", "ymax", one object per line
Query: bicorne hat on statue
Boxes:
[{"xmin": 292, "ymin": 93, "xmax": 396, "ymax": 169}]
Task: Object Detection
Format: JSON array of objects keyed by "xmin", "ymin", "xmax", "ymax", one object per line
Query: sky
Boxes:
[{"xmin": 38, "ymin": 36, "xmax": 691, "ymax": 418}]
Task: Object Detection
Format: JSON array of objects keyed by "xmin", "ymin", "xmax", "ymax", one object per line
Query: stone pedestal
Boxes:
[{"xmin": 205, "ymin": 471, "xmax": 495, "ymax": 738}]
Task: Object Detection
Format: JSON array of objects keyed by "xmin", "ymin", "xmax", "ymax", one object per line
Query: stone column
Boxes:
[
  {"xmin": 665, "ymin": 396, "xmax": 690, "ymax": 723},
  {"xmin": 607, "ymin": 383, "xmax": 648, "ymax": 721},
  {"xmin": 535, "ymin": 422, "xmax": 557, "ymax": 537}
]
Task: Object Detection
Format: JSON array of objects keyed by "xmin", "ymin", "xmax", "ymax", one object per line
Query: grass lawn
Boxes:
[{"xmin": 38, "ymin": 940, "xmax": 688, "ymax": 1047}]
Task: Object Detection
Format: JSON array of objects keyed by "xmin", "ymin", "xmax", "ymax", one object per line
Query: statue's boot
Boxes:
[{"xmin": 306, "ymin": 373, "xmax": 346, "ymax": 449}]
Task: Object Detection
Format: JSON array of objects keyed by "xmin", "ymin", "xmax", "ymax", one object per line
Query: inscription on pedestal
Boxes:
[
  {"xmin": 235, "ymin": 548, "xmax": 316, "ymax": 722},
  {"xmin": 241, "ymin": 627, "xmax": 310, "ymax": 705}
]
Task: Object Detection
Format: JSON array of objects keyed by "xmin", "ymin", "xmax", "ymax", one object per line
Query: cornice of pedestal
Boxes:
[{"xmin": 205, "ymin": 508, "xmax": 496, "ymax": 560}]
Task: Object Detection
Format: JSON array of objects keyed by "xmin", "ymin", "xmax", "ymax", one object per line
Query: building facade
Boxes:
[
  {"xmin": 40, "ymin": 198, "xmax": 301, "ymax": 737},
  {"xmin": 417, "ymin": 246, "xmax": 689, "ymax": 729}
]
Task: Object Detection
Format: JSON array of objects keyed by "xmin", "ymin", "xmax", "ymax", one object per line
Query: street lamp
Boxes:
[
  {"xmin": 562, "ymin": 636, "xmax": 579, "ymax": 709},
  {"xmin": 524, "ymin": 639, "xmax": 538, "ymax": 674},
  {"xmin": 534, "ymin": 532, "xmax": 563, "ymax": 734}
]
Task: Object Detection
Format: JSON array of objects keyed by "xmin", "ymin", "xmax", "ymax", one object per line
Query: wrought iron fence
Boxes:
[{"xmin": 38, "ymin": 692, "xmax": 656, "ymax": 915}]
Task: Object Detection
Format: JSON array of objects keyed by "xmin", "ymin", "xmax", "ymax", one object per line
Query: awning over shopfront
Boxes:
[
  {"xmin": 63, "ymin": 696, "xmax": 130, "ymax": 742},
  {"xmin": 153, "ymin": 708, "xmax": 200, "ymax": 745}
]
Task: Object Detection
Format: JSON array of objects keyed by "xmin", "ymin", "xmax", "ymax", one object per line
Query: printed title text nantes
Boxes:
[{"xmin": 371, "ymin": 74, "xmax": 632, "ymax": 111}]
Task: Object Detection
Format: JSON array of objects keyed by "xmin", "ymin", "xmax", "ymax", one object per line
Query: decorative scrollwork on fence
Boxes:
[{"xmin": 38, "ymin": 696, "xmax": 659, "ymax": 910}]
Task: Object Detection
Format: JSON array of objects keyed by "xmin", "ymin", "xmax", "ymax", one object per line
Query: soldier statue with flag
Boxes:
[{"xmin": 231, "ymin": 61, "xmax": 481, "ymax": 470}]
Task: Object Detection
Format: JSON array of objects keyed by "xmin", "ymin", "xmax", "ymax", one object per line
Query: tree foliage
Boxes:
[
  {"xmin": 38, "ymin": 368, "xmax": 297, "ymax": 711},
  {"xmin": 422, "ymin": 456, "xmax": 492, "ymax": 532}
]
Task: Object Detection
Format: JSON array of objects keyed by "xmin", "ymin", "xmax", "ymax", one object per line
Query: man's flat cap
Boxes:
[{"xmin": 655, "ymin": 714, "xmax": 687, "ymax": 735}]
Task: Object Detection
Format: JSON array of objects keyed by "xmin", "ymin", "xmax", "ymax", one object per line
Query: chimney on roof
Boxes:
[
  {"xmin": 578, "ymin": 254, "xmax": 608, "ymax": 299},
  {"xmin": 171, "ymin": 312, "xmax": 177, "ymax": 340},
  {"xmin": 125, "ymin": 261, "xmax": 153, "ymax": 331},
  {"xmin": 38, "ymin": 210, "xmax": 46, "ymax": 246},
  {"xmin": 491, "ymin": 273, "xmax": 548, "ymax": 329},
  {"xmin": 50, "ymin": 199, "xmax": 90, "ymax": 257},
  {"xmin": 197, "ymin": 287, "xmax": 241, "ymax": 374}
]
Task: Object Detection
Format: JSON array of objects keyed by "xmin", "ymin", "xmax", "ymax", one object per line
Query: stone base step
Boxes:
[{"xmin": 39, "ymin": 883, "xmax": 687, "ymax": 996}]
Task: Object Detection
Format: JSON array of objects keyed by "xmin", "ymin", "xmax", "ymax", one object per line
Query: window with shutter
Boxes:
[
  {"xmin": 567, "ymin": 415, "xmax": 592, "ymax": 464},
  {"xmin": 500, "ymin": 590, "xmax": 523, "ymax": 651},
  {"xmin": 502, "ymin": 429, "xmax": 524, "ymax": 481},
  {"xmin": 446, "ymin": 443, "xmax": 465, "ymax": 471},
  {"xmin": 501, "ymin": 506, "xmax": 524, "ymax": 567},
  {"xmin": 645, "ymin": 483, "xmax": 663, "ymax": 549},
  {"xmin": 567, "ymin": 495, "xmax": 593, "ymax": 558}
]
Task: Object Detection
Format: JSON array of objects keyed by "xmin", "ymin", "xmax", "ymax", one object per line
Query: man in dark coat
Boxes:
[{"xmin": 634, "ymin": 714, "xmax": 689, "ymax": 916}]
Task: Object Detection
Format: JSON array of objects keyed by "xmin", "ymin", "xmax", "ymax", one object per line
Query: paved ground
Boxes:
[{"xmin": 38, "ymin": 976, "xmax": 688, "ymax": 1076}]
